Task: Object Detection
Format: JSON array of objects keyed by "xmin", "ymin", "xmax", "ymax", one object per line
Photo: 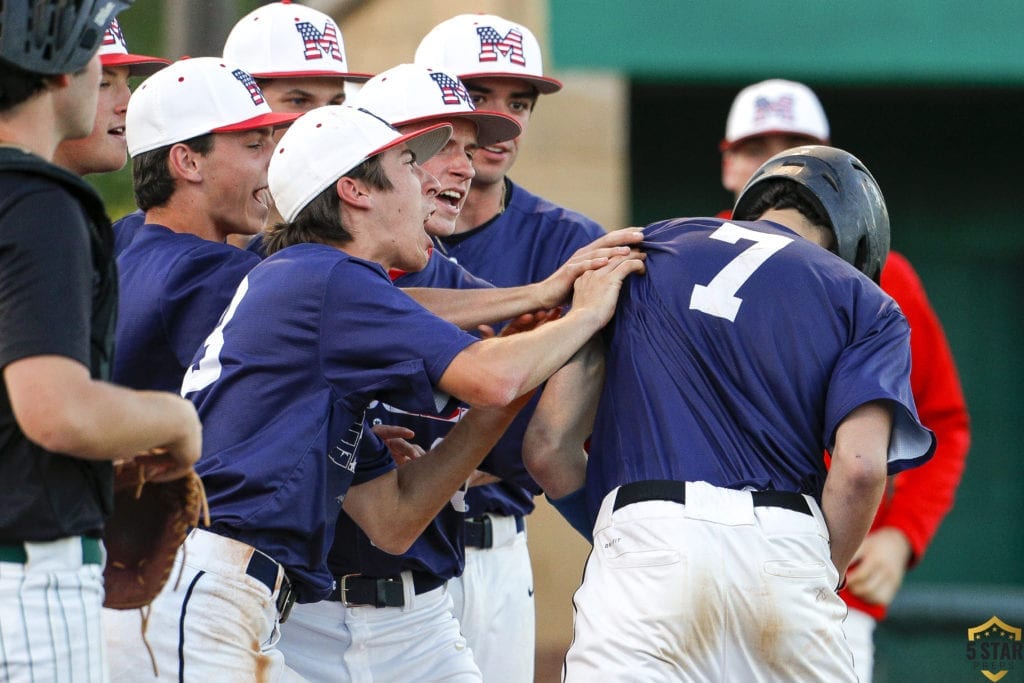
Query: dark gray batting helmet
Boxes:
[
  {"xmin": 0, "ymin": 0, "xmax": 132, "ymax": 75},
  {"xmin": 733, "ymin": 145, "xmax": 890, "ymax": 282}
]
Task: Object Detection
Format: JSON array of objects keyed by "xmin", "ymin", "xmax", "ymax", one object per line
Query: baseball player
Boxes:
[
  {"xmin": 223, "ymin": 0, "xmax": 370, "ymax": 115},
  {"xmin": 108, "ymin": 57, "xmax": 299, "ymax": 395},
  {"xmin": 274, "ymin": 63, "xmax": 524, "ymax": 682},
  {"xmin": 562, "ymin": 146, "xmax": 936, "ymax": 681},
  {"xmin": 104, "ymin": 105, "xmax": 643, "ymax": 679},
  {"xmin": 53, "ymin": 18, "xmax": 168, "ymax": 176},
  {"xmin": 0, "ymin": 2, "xmax": 201, "ymax": 680},
  {"xmin": 413, "ymin": 16, "xmax": 607, "ymax": 680},
  {"xmin": 717, "ymin": 79, "xmax": 970, "ymax": 682}
]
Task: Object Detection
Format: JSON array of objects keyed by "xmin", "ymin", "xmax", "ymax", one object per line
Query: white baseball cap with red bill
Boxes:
[
  {"xmin": 721, "ymin": 79, "xmax": 830, "ymax": 150},
  {"xmin": 223, "ymin": 0, "xmax": 372, "ymax": 82},
  {"xmin": 98, "ymin": 18, "xmax": 169, "ymax": 77},
  {"xmin": 269, "ymin": 106, "xmax": 452, "ymax": 223},
  {"xmin": 414, "ymin": 14, "xmax": 562, "ymax": 94},
  {"xmin": 349, "ymin": 63, "xmax": 521, "ymax": 147},
  {"xmin": 126, "ymin": 57, "xmax": 302, "ymax": 156}
]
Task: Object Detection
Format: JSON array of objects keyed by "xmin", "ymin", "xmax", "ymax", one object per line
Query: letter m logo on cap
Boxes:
[
  {"xmin": 232, "ymin": 69, "xmax": 265, "ymax": 106},
  {"xmin": 476, "ymin": 26, "xmax": 526, "ymax": 67},
  {"xmin": 430, "ymin": 72, "xmax": 473, "ymax": 107},
  {"xmin": 294, "ymin": 21, "xmax": 344, "ymax": 63}
]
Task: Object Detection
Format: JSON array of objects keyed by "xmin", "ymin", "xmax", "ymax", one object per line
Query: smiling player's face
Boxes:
[
  {"xmin": 399, "ymin": 119, "xmax": 478, "ymax": 238},
  {"xmin": 201, "ymin": 128, "xmax": 276, "ymax": 239}
]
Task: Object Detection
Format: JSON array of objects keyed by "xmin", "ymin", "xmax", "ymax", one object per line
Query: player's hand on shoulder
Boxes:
[
  {"xmin": 540, "ymin": 230, "xmax": 646, "ymax": 308},
  {"xmin": 570, "ymin": 253, "xmax": 647, "ymax": 327}
]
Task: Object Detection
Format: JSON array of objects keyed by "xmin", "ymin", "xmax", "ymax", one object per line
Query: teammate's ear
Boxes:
[
  {"xmin": 337, "ymin": 177, "xmax": 371, "ymax": 209},
  {"xmin": 167, "ymin": 144, "xmax": 203, "ymax": 183}
]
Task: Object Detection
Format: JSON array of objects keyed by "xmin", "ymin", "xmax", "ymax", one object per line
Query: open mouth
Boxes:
[
  {"xmin": 107, "ymin": 126, "xmax": 125, "ymax": 137},
  {"xmin": 436, "ymin": 189, "xmax": 463, "ymax": 210}
]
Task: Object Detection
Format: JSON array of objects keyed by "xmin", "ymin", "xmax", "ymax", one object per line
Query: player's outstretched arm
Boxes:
[
  {"xmin": 344, "ymin": 395, "xmax": 531, "ymax": 554},
  {"xmin": 820, "ymin": 400, "xmax": 892, "ymax": 582},
  {"xmin": 437, "ymin": 254, "xmax": 644, "ymax": 409},
  {"xmin": 403, "ymin": 230, "xmax": 644, "ymax": 330},
  {"xmin": 4, "ymin": 355, "xmax": 202, "ymax": 481}
]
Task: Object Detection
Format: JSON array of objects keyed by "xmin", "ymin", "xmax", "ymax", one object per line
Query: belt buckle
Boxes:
[
  {"xmin": 276, "ymin": 576, "xmax": 296, "ymax": 623},
  {"xmin": 339, "ymin": 573, "xmax": 373, "ymax": 608}
]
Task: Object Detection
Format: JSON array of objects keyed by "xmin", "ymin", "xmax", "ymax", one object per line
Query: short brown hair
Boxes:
[
  {"xmin": 263, "ymin": 154, "xmax": 394, "ymax": 256},
  {"xmin": 132, "ymin": 134, "xmax": 215, "ymax": 211}
]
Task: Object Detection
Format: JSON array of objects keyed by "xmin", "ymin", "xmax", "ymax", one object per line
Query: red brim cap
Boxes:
[
  {"xmin": 248, "ymin": 69, "xmax": 376, "ymax": 83},
  {"xmin": 212, "ymin": 111, "xmax": 303, "ymax": 133},
  {"xmin": 101, "ymin": 53, "xmax": 171, "ymax": 78},
  {"xmin": 458, "ymin": 71, "xmax": 562, "ymax": 94}
]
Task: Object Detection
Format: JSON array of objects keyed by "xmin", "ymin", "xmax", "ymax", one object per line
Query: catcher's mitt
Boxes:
[{"xmin": 103, "ymin": 461, "xmax": 209, "ymax": 610}]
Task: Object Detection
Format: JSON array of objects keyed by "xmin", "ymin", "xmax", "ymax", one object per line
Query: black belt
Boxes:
[
  {"xmin": 0, "ymin": 536, "xmax": 104, "ymax": 565},
  {"xmin": 613, "ymin": 480, "xmax": 812, "ymax": 516},
  {"xmin": 329, "ymin": 571, "xmax": 446, "ymax": 608},
  {"xmin": 464, "ymin": 514, "xmax": 525, "ymax": 549},
  {"xmin": 245, "ymin": 549, "xmax": 295, "ymax": 622}
]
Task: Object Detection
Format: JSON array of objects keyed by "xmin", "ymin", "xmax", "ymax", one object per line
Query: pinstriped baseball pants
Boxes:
[{"xmin": 0, "ymin": 537, "xmax": 109, "ymax": 682}]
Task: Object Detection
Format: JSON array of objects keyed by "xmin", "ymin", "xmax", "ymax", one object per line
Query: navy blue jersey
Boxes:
[
  {"xmin": 585, "ymin": 217, "xmax": 935, "ymax": 520},
  {"xmin": 112, "ymin": 208, "xmax": 145, "ymax": 257},
  {"xmin": 182, "ymin": 243, "xmax": 479, "ymax": 602},
  {"xmin": 326, "ymin": 249, "xmax": 492, "ymax": 581},
  {"xmin": 438, "ymin": 180, "xmax": 605, "ymax": 516},
  {"xmin": 114, "ymin": 224, "xmax": 259, "ymax": 392}
]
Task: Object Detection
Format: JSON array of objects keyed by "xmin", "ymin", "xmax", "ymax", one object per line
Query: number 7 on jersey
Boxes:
[{"xmin": 689, "ymin": 223, "xmax": 792, "ymax": 322}]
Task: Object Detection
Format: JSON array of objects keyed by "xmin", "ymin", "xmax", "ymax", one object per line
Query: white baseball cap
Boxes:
[
  {"xmin": 350, "ymin": 64, "xmax": 521, "ymax": 148},
  {"xmin": 223, "ymin": 0, "xmax": 372, "ymax": 82},
  {"xmin": 722, "ymin": 79, "xmax": 830, "ymax": 150},
  {"xmin": 269, "ymin": 106, "xmax": 453, "ymax": 223},
  {"xmin": 99, "ymin": 18, "xmax": 169, "ymax": 77},
  {"xmin": 414, "ymin": 14, "xmax": 561, "ymax": 94},
  {"xmin": 126, "ymin": 57, "xmax": 302, "ymax": 156}
]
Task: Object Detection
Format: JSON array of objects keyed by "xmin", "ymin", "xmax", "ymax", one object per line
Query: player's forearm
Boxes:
[
  {"xmin": 5, "ymin": 355, "xmax": 200, "ymax": 461},
  {"xmin": 355, "ymin": 404, "xmax": 522, "ymax": 553},
  {"xmin": 442, "ymin": 308, "xmax": 606, "ymax": 408},
  {"xmin": 820, "ymin": 401, "xmax": 892, "ymax": 578},
  {"xmin": 403, "ymin": 285, "xmax": 546, "ymax": 330},
  {"xmin": 523, "ymin": 338, "xmax": 603, "ymax": 497}
]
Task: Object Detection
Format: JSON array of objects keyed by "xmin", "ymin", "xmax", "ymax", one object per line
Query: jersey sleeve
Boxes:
[
  {"xmin": 876, "ymin": 252, "xmax": 970, "ymax": 562},
  {"xmin": 320, "ymin": 260, "xmax": 478, "ymax": 416},
  {"xmin": 0, "ymin": 187, "xmax": 92, "ymax": 369},
  {"xmin": 351, "ymin": 421, "xmax": 398, "ymax": 486},
  {"xmin": 825, "ymin": 288, "xmax": 936, "ymax": 473}
]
